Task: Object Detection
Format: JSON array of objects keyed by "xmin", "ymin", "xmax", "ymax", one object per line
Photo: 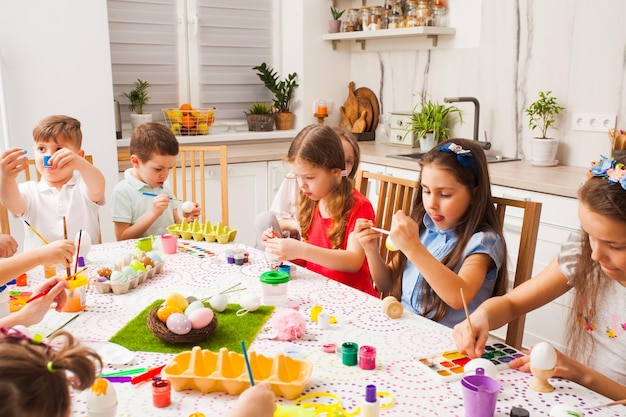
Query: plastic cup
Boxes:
[
  {"xmin": 161, "ymin": 234, "xmax": 178, "ymax": 254},
  {"xmin": 259, "ymin": 270, "xmax": 290, "ymax": 306},
  {"xmin": 460, "ymin": 368, "xmax": 501, "ymax": 417},
  {"xmin": 135, "ymin": 235, "xmax": 154, "ymax": 252},
  {"xmin": 62, "ymin": 275, "xmax": 88, "ymax": 312},
  {"xmin": 44, "ymin": 264, "xmax": 57, "ymax": 278}
]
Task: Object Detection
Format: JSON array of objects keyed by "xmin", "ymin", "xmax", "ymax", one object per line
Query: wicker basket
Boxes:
[{"xmin": 147, "ymin": 308, "xmax": 218, "ymax": 344}]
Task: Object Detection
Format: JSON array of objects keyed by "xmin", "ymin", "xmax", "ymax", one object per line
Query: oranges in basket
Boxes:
[{"xmin": 163, "ymin": 104, "xmax": 216, "ymax": 136}]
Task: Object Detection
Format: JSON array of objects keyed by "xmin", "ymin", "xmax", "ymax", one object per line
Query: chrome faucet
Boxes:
[{"xmin": 443, "ymin": 96, "xmax": 491, "ymax": 150}]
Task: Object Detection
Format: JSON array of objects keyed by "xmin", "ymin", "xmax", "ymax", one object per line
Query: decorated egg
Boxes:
[
  {"xmin": 209, "ymin": 294, "xmax": 228, "ymax": 312},
  {"xmin": 146, "ymin": 252, "xmax": 163, "ymax": 263},
  {"xmin": 97, "ymin": 266, "xmax": 112, "ymax": 278},
  {"xmin": 385, "ymin": 237, "xmax": 398, "ymax": 252},
  {"xmin": 184, "ymin": 300, "xmax": 205, "ymax": 315},
  {"xmin": 121, "ymin": 266, "xmax": 137, "ymax": 278},
  {"xmin": 157, "ymin": 305, "xmax": 183, "ymax": 323},
  {"xmin": 188, "ymin": 308, "xmax": 214, "ymax": 329},
  {"xmin": 165, "ymin": 292, "xmax": 189, "ymax": 311},
  {"xmin": 86, "ymin": 378, "xmax": 118, "ymax": 412},
  {"xmin": 166, "ymin": 313, "xmax": 192, "ymax": 335},
  {"xmin": 238, "ymin": 294, "xmax": 260, "ymax": 312},
  {"xmin": 463, "ymin": 358, "xmax": 499, "ymax": 378},
  {"xmin": 129, "ymin": 259, "xmax": 146, "ymax": 272},
  {"xmin": 182, "ymin": 201, "xmax": 195, "ymax": 213},
  {"xmin": 530, "ymin": 342, "xmax": 557, "ymax": 370},
  {"xmin": 549, "ymin": 404, "xmax": 584, "ymax": 417},
  {"xmin": 140, "ymin": 256, "xmax": 155, "ymax": 268},
  {"xmin": 109, "ymin": 270, "xmax": 127, "ymax": 284}
]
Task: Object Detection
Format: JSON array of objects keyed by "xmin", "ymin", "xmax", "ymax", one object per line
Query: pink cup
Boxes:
[
  {"xmin": 161, "ymin": 234, "xmax": 178, "ymax": 254},
  {"xmin": 461, "ymin": 368, "xmax": 501, "ymax": 417}
]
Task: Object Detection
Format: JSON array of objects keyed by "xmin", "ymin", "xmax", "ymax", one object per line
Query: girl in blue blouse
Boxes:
[{"xmin": 356, "ymin": 138, "xmax": 507, "ymax": 327}]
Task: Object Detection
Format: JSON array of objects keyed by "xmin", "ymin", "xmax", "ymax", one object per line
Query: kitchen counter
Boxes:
[{"xmin": 117, "ymin": 138, "xmax": 586, "ymax": 199}]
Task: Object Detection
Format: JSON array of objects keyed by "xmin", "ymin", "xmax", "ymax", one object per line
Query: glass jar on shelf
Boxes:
[
  {"xmin": 381, "ymin": 0, "xmax": 393, "ymax": 29},
  {"xmin": 343, "ymin": 8, "xmax": 360, "ymax": 32},
  {"xmin": 387, "ymin": 15, "xmax": 402, "ymax": 29},
  {"xmin": 391, "ymin": 1, "xmax": 403, "ymax": 17},
  {"xmin": 360, "ymin": 6, "xmax": 371, "ymax": 32},
  {"xmin": 432, "ymin": 5, "xmax": 448, "ymax": 27},
  {"xmin": 369, "ymin": 5, "xmax": 382, "ymax": 30},
  {"xmin": 416, "ymin": 1, "xmax": 433, "ymax": 26},
  {"xmin": 405, "ymin": 1, "xmax": 419, "ymax": 27}
]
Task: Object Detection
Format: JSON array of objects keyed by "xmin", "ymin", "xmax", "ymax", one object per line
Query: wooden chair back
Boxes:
[
  {"xmin": 0, "ymin": 155, "xmax": 99, "ymax": 241},
  {"xmin": 492, "ymin": 196, "xmax": 542, "ymax": 349},
  {"xmin": 355, "ymin": 170, "xmax": 419, "ymax": 262},
  {"xmin": 170, "ymin": 145, "xmax": 229, "ymax": 225}
]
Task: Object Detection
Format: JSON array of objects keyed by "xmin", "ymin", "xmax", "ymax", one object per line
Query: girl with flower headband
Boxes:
[
  {"xmin": 453, "ymin": 154, "xmax": 626, "ymax": 400},
  {"xmin": 262, "ymin": 125, "xmax": 377, "ymax": 296},
  {"xmin": 355, "ymin": 138, "xmax": 507, "ymax": 326}
]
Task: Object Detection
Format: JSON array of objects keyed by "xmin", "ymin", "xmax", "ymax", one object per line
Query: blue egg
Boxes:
[
  {"xmin": 122, "ymin": 265, "xmax": 137, "ymax": 277},
  {"xmin": 146, "ymin": 251, "xmax": 163, "ymax": 263},
  {"xmin": 184, "ymin": 300, "xmax": 205, "ymax": 316}
]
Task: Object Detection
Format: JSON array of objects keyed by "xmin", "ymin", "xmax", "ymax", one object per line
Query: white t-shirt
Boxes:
[
  {"xmin": 269, "ymin": 176, "xmax": 298, "ymax": 220},
  {"xmin": 111, "ymin": 168, "xmax": 180, "ymax": 238},
  {"xmin": 17, "ymin": 171, "xmax": 103, "ymax": 252},
  {"xmin": 558, "ymin": 233, "xmax": 626, "ymax": 385}
]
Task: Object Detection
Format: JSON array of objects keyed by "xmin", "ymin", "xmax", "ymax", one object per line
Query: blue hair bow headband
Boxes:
[{"xmin": 437, "ymin": 143, "xmax": 478, "ymax": 178}]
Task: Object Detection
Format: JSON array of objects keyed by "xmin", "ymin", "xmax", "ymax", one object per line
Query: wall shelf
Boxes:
[{"xmin": 322, "ymin": 26, "xmax": 455, "ymax": 50}]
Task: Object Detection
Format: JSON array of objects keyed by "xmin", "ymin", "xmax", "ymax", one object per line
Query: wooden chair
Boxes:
[
  {"xmin": 170, "ymin": 145, "xmax": 229, "ymax": 225},
  {"xmin": 492, "ymin": 196, "xmax": 542, "ymax": 349},
  {"xmin": 355, "ymin": 170, "xmax": 419, "ymax": 262},
  {"xmin": 0, "ymin": 155, "xmax": 100, "ymax": 241}
]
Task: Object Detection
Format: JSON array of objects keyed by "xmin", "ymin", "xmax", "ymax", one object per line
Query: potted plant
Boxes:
[
  {"xmin": 525, "ymin": 90, "xmax": 565, "ymax": 166},
  {"xmin": 408, "ymin": 97, "xmax": 462, "ymax": 151},
  {"xmin": 245, "ymin": 101, "xmax": 275, "ymax": 131},
  {"xmin": 329, "ymin": 5, "xmax": 345, "ymax": 33},
  {"xmin": 252, "ymin": 63, "xmax": 299, "ymax": 130},
  {"xmin": 120, "ymin": 78, "xmax": 152, "ymax": 130}
]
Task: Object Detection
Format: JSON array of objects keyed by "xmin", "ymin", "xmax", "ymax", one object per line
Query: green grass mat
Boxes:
[{"xmin": 109, "ymin": 300, "xmax": 274, "ymax": 354}]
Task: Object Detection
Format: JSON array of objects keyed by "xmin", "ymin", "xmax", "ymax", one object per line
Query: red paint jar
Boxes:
[
  {"xmin": 16, "ymin": 273, "xmax": 28, "ymax": 286},
  {"xmin": 359, "ymin": 345, "xmax": 377, "ymax": 370},
  {"xmin": 152, "ymin": 379, "xmax": 171, "ymax": 408}
]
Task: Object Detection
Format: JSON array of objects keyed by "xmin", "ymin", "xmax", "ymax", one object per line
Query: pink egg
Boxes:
[
  {"xmin": 166, "ymin": 313, "xmax": 192, "ymax": 335},
  {"xmin": 188, "ymin": 308, "xmax": 214, "ymax": 329}
]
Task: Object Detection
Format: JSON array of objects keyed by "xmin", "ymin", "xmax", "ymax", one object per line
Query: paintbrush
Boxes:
[
  {"xmin": 241, "ymin": 340, "xmax": 255, "ymax": 386},
  {"xmin": 46, "ymin": 314, "xmax": 80, "ymax": 338},
  {"xmin": 24, "ymin": 220, "xmax": 49, "ymax": 244},
  {"xmin": 142, "ymin": 192, "xmax": 183, "ymax": 202},
  {"xmin": 25, "ymin": 267, "xmax": 88, "ymax": 304},
  {"xmin": 460, "ymin": 288, "xmax": 476, "ymax": 340},
  {"xmin": 62, "ymin": 216, "xmax": 71, "ymax": 276},
  {"xmin": 371, "ymin": 226, "xmax": 390, "ymax": 235},
  {"xmin": 583, "ymin": 398, "xmax": 626, "ymax": 410},
  {"xmin": 74, "ymin": 229, "xmax": 82, "ymax": 275}
]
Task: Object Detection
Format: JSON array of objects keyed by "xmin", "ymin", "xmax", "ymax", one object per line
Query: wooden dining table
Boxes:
[{"xmin": 25, "ymin": 237, "xmax": 622, "ymax": 416}]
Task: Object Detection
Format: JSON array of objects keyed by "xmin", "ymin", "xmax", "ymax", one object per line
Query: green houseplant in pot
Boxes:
[
  {"xmin": 245, "ymin": 101, "xmax": 275, "ymax": 131},
  {"xmin": 252, "ymin": 63, "xmax": 299, "ymax": 130},
  {"xmin": 525, "ymin": 90, "xmax": 564, "ymax": 166},
  {"xmin": 120, "ymin": 78, "xmax": 152, "ymax": 130},
  {"xmin": 329, "ymin": 5, "xmax": 345, "ymax": 33},
  {"xmin": 408, "ymin": 97, "xmax": 462, "ymax": 151}
]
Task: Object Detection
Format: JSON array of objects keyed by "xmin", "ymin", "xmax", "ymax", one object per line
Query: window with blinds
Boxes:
[{"xmin": 108, "ymin": 0, "xmax": 274, "ymax": 123}]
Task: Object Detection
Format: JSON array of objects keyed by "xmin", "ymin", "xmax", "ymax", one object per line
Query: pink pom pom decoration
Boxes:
[{"xmin": 270, "ymin": 308, "xmax": 306, "ymax": 341}]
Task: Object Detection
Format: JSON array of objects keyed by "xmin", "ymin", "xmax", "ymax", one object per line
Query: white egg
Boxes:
[
  {"xmin": 530, "ymin": 342, "xmax": 557, "ymax": 370},
  {"xmin": 239, "ymin": 294, "xmax": 260, "ymax": 312},
  {"xmin": 549, "ymin": 404, "xmax": 584, "ymax": 417},
  {"xmin": 182, "ymin": 201, "xmax": 195, "ymax": 213},
  {"xmin": 463, "ymin": 358, "xmax": 499, "ymax": 378},
  {"xmin": 209, "ymin": 294, "xmax": 228, "ymax": 312},
  {"xmin": 86, "ymin": 378, "xmax": 118, "ymax": 412}
]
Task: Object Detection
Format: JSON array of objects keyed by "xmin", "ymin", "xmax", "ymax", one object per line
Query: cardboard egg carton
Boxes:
[
  {"xmin": 93, "ymin": 260, "xmax": 164, "ymax": 295},
  {"xmin": 167, "ymin": 219, "xmax": 237, "ymax": 243},
  {"xmin": 162, "ymin": 346, "xmax": 312, "ymax": 399}
]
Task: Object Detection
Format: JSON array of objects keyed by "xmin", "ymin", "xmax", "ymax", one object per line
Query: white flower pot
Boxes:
[
  {"xmin": 130, "ymin": 113, "xmax": 153, "ymax": 131},
  {"xmin": 530, "ymin": 137, "xmax": 559, "ymax": 166},
  {"xmin": 419, "ymin": 132, "xmax": 438, "ymax": 152}
]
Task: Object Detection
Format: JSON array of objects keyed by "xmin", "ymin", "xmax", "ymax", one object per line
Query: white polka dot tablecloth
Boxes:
[{"xmin": 26, "ymin": 238, "xmax": 622, "ymax": 416}]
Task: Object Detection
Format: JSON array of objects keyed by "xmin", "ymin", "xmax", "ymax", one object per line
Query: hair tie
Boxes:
[
  {"xmin": 437, "ymin": 142, "xmax": 478, "ymax": 179},
  {"xmin": 588, "ymin": 155, "xmax": 626, "ymax": 190},
  {"xmin": 340, "ymin": 169, "xmax": 348, "ymax": 177},
  {"xmin": 47, "ymin": 361, "xmax": 55, "ymax": 373}
]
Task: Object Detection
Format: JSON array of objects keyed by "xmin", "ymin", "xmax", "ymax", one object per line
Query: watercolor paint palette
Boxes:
[
  {"xmin": 177, "ymin": 244, "xmax": 215, "ymax": 258},
  {"xmin": 415, "ymin": 342, "xmax": 526, "ymax": 382}
]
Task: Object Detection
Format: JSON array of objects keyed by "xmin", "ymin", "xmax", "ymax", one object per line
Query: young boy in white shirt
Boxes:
[{"xmin": 0, "ymin": 115, "xmax": 105, "ymax": 251}]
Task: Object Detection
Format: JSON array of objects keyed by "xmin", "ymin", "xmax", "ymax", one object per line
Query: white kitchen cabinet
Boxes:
[{"xmin": 490, "ymin": 185, "xmax": 579, "ymax": 351}]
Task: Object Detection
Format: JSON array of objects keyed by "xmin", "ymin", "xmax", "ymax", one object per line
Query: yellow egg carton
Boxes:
[
  {"xmin": 162, "ymin": 346, "xmax": 313, "ymax": 399},
  {"xmin": 167, "ymin": 219, "xmax": 237, "ymax": 243}
]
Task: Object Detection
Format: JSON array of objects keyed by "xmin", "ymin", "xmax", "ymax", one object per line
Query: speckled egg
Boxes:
[
  {"xmin": 140, "ymin": 256, "xmax": 155, "ymax": 268},
  {"xmin": 97, "ymin": 266, "xmax": 112, "ymax": 278},
  {"xmin": 166, "ymin": 313, "xmax": 192, "ymax": 335}
]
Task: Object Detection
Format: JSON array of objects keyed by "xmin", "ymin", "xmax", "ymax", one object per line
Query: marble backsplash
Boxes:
[{"xmin": 347, "ymin": 0, "xmax": 626, "ymax": 167}]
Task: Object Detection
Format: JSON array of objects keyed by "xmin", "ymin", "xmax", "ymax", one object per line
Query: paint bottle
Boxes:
[
  {"xmin": 152, "ymin": 378, "xmax": 171, "ymax": 408},
  {"xmin": 341, "ymin": 342, "xmax": 358, "ymax": 366},
  {"xmin": 361, "ymin": 384, "xmax": 380, "ymax": 417}
]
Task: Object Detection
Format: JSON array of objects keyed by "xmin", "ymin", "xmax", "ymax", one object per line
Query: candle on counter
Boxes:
[{"xmin": 316, "ymin": 100, "xmax": 328, "ymax": 116}]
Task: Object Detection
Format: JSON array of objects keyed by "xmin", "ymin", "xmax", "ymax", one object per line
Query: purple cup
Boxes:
[{"xmin": 460, "ymin": 368, "xmax": 501, "ymax": 417}]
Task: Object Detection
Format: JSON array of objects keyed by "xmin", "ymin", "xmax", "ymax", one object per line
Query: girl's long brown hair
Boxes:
[
  {"xmin": 0, "ymin": 329, "xmax": 102, "ymax": 417},
  {"xmin": 389, "ymin": 138, "xmax": 507, "ymax": 321},
  {"xmin": 288, "ymin": 125, "xmax": 355, "ymax": 248},
  {"xmin": 567, "ymin": 171, "xmax": 626, "ymax": 361}
]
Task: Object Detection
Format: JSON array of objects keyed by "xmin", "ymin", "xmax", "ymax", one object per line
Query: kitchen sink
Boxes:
[{"xmin": 387, "ymin": 152, "xmax": 519, "ymax": 163}]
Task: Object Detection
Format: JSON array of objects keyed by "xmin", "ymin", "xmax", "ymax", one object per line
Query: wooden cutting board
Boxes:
[{"xmin": 354, "ymin": 87, "xmax": 379, "ymax": 132}]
